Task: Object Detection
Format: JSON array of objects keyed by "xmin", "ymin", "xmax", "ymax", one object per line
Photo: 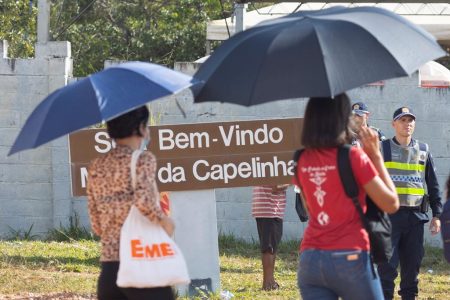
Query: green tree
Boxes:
[
  {"xmin": 0, "ymin": 0, "xmax": 233, "ymax": 76},
  {"xmin": 0, "ymin": 0, "xmax": 37, "ymax": 58},
  {"xmin": 50, "ymin": 0, "xmax": 232, "ymax": 76}
]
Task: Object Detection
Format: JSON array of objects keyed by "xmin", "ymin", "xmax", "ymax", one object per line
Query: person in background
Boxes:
[
  {"xmin": 252, "ymin": 184, "xmax": 289, "ymax": 290},
  {"xmin": 294, "ymin": 94, "xmax": 399, "ymax": 300},
  {"xmin": 87, "ymin": 106, "xmax": 175, "ymax": 300},
  {"xmin": 378, "ymin": 107, "xmax": 443, "ymax": 300},
  {"xmin": 440, "ymin": 173, "xmax": 450, "ymax": 263},
  {"xmin": 351, "ymin": 101, "xmax": 386, "ymax": 147}
]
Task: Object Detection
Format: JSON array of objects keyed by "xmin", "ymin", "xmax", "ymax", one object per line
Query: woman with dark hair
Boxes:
[
  {"xmin": 294, "ymin": 94, "xmax": 399, "ymax": 300},
  {"xmin": 87, "ymin": 106, "xmax": 175, "ymax": 300}
]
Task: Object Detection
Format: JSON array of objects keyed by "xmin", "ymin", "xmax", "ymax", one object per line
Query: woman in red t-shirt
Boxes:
[{"xmin": 295, "ymin": 94, "xmax": 398, "ymax": 300}]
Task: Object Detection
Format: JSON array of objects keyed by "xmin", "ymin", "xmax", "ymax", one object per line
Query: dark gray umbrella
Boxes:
[{"xmin": 194, "ymin": 6, "xmax": 446, "ymax": 106}]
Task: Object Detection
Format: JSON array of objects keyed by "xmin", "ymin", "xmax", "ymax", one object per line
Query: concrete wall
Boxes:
[
  {"xmin": 0, "ymin": 52, "xmax": 448, "ymax": 248},
  {"xmin": 0, "ymin": 40, "xmax": 73, "ymax": 237}
]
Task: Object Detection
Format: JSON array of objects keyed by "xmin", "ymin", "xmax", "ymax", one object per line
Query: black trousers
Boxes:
[
  {"xmin": 378, "ymin": 210, "xmax": 425, "ymax": 300},
  {"xmin": 98, "ymin": 262, "xmax": 175, "ymax": 300}
]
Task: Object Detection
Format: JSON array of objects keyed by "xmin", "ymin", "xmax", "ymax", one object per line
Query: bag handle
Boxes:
[{"xmin": 130, "ymin": 150, "xmax": 143, "ymax": 190}]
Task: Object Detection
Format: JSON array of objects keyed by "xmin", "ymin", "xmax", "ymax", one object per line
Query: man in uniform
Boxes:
[
  {"xmin": 351, "ymin": 102, "xmax": 386, "ymax": 146},
  {"xmin": 378, "ymin": 107, "xmax": 442, "ymax": 300}
]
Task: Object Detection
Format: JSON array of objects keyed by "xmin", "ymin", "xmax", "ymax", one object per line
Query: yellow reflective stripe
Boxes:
[
  {"xmin": 384, "ymin": 162, "xmax": 425, "ymax": 172},
  {"xmin": 396, "ymin": 187, "xmax": 425, "ymax": 195}
]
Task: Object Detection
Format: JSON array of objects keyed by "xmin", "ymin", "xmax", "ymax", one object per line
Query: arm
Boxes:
[
  {"xmin": 86, "ymin": 167, "xmax": 102, "ymax": 236},
  {"xmin": 272, "ymin": 184, "xmax": 290, "ymax": 193},
  {"xmin": 134, "ymin": 153, "xmax": 175, "ymax": 235},
  {"xmin": 359, "ymin": 126, "xmax": 399, "ymax": 214},
  {"xmin": 425, "ymin": 151, "xmax": 442, "ymax": 235}
]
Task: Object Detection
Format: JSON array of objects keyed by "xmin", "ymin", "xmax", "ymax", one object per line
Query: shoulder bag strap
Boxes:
[
  {"xmin": 130, "ymin": 150, "xmax": 143, "ymax": 190},
  {"xmin": 381, "ymin": 139, "xmax": 392, "ymax": 162}
]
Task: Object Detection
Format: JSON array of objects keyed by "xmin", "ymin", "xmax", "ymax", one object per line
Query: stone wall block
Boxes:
[
  {"xmin": 0, "ymin": 76, "xmax": 19, "ymax": 92},
  {"xmin": 217, "ymin": 219, "xmax": 256, "ymax": 241},
  {"xmin": 0, "ymin": 146, "xmax": 20, "ymax": 163},
  {"xmin": 18, "ymin": 147, "xmax": 51, "ymax": 164},
  {"xmin": 15, "ymin": 183, "xmax": 52, "ymax": 200},
  {"xmin": 72, "ymin": 199, "xmax": 91, "ymax": 228},
  {"xmin": 0, "ymin": 93, "xmax": 18, "ymax": 111},
  {"xmin": 1, "ymin": 40, "xmax": 8, "ymax": 58},
  {"xmin": 52, "ymin": 182, "xmax": 72, "ymax": 200},
  {"xmin": 0, "ymin": 164, "xmax": 51, "ymax": 183},
  {"xmin": 52, "ymin": 164, "xmax": 70, "ymax": 182},
  {"xmin": 48, "ymin": 57, "xmax": 73, "ymax": 76},
  {"xmin": 174, "ymin": 62, "xmax": 201, "ymax": 76},
  {"xmin": 0, "ymin": 59, "xmax": 18, "ymax": 75},
  {"xmin": 0, "ymin": 183, "xmax": 18, "ymax": 199},
  {"xmin": 51, "ymin": 147, "xmax": 69, "ymax": 164},
  {"xmin": 0, "ymin": 110, "xmax": 20, "ymax": 127},
  {"xmin": 48, "ymin": 75, "xmax": 68, "ymax": 94},
  {"xmin": 0, "ymin": 128, "xmax": 20, "ymax": 146},
  {"xmin": 53, "ymin": 199, "xmax": 72, "ymax": 221},
  {"xmin": 51, "ymin": 136, "xmax": 69, "ymax": 148},
  {"xmin": 0, "ymin": 199, "xmax": 52, "ymax": 217},
  {"xmin": 14, "ymin": 59, "xmax": 48, "ymax": 75},
  {"xmin": 35, "ymin": 42, "xmax": 71, "ymax": 59}
]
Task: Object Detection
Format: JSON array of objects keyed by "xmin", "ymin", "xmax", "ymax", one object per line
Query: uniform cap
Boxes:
[
  {"xmin": 352, "ymin": 102, "xmax": 369, "ymax": 116},
  {"xmin": 393, "ymin": 107, "xmax": 416, "ymax": 121}
]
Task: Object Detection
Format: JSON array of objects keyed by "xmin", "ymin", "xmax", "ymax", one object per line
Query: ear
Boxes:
[
  {"xmin": 391, "ymin": 121, "xmax": 395, "ymax": 128},
  {"xmin": 138, "ymin": 123, "xmax": 146, "ymax": 137}
]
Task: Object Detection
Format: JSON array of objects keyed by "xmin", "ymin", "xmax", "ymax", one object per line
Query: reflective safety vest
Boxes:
[{"xmin": 382, "ymin": 139, "xmax": 428, "ymax": 207}]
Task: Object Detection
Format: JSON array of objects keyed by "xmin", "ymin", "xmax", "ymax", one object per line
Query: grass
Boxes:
[{"xmin": 0, "ymin": 236, "xmax": 448, "ymax": 299}]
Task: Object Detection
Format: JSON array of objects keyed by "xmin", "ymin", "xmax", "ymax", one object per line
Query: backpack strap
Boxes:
[
  {"xmin": 337, "ymin": 145, "xmax": 377, "ymax": 276},
  {"xmin": 337, "ymin": 145, "xmax": 371, "ymax": 233},
  {"xmin": 382, "ymin": 139, "xmax": 392, "ymax": 162},
  {"xmin": 337, "ymin": 145, "xmax": 359, "ymax": 198}
]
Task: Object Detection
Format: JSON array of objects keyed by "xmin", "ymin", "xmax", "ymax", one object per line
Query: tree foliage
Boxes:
[
  {"xmin": 0, "ymin": 0, "xmax": 37, "ymax": 58},
  {"xmin": 3, "ymin": 1, "xmax": 446, "ymax": 73},
  {"xmin": 0, "ymin": 0, "xmax": 233, "ymax": 76}
]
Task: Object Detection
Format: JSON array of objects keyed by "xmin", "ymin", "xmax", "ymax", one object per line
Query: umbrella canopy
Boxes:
[
  {"xmin": 9, "ymin": 62, "xmax": 199, "ymax": 155},
  {"xmin": 419, "ymin": 61, "xmax": 450, "ymax": 88},
  {"xmin": 194, "ymin": 6, "xmax": 446, "ymax": 106}
]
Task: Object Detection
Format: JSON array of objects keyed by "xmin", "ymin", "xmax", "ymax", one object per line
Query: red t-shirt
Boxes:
[{"xmin": 295, "ymin": 147, "xmax": 378, "ymax": 251}]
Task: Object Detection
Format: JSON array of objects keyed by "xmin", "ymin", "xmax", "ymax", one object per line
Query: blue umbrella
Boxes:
[
  {"xmin": 194, "ymin": 6, "xmax": 447, "ymax": 105},
  {"xmin": 9, "ymin": 62, "xmax": 200, "ymax": 155}
]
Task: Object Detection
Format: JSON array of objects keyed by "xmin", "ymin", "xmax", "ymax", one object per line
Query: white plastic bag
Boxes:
[{"xmin": 116, "ymin": 150, "xmax": 190, "ymax": 288}]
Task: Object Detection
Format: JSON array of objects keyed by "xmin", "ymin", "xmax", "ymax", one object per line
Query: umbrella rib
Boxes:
[
  {"xmin": 308, "ymin": 21, "xmax": 334, "ymax": 97},
  {"xmin": 337, "ymin": 19, "xmax": 409, "ymax": 74},
  {"xmin": 247, "ymin": 20, "xmax": 311, "ymax": 104}
]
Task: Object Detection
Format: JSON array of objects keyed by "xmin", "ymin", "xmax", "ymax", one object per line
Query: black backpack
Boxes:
[{"xmin": 337, "ymin": 145, "xmax": 393, "ymax": 265}]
